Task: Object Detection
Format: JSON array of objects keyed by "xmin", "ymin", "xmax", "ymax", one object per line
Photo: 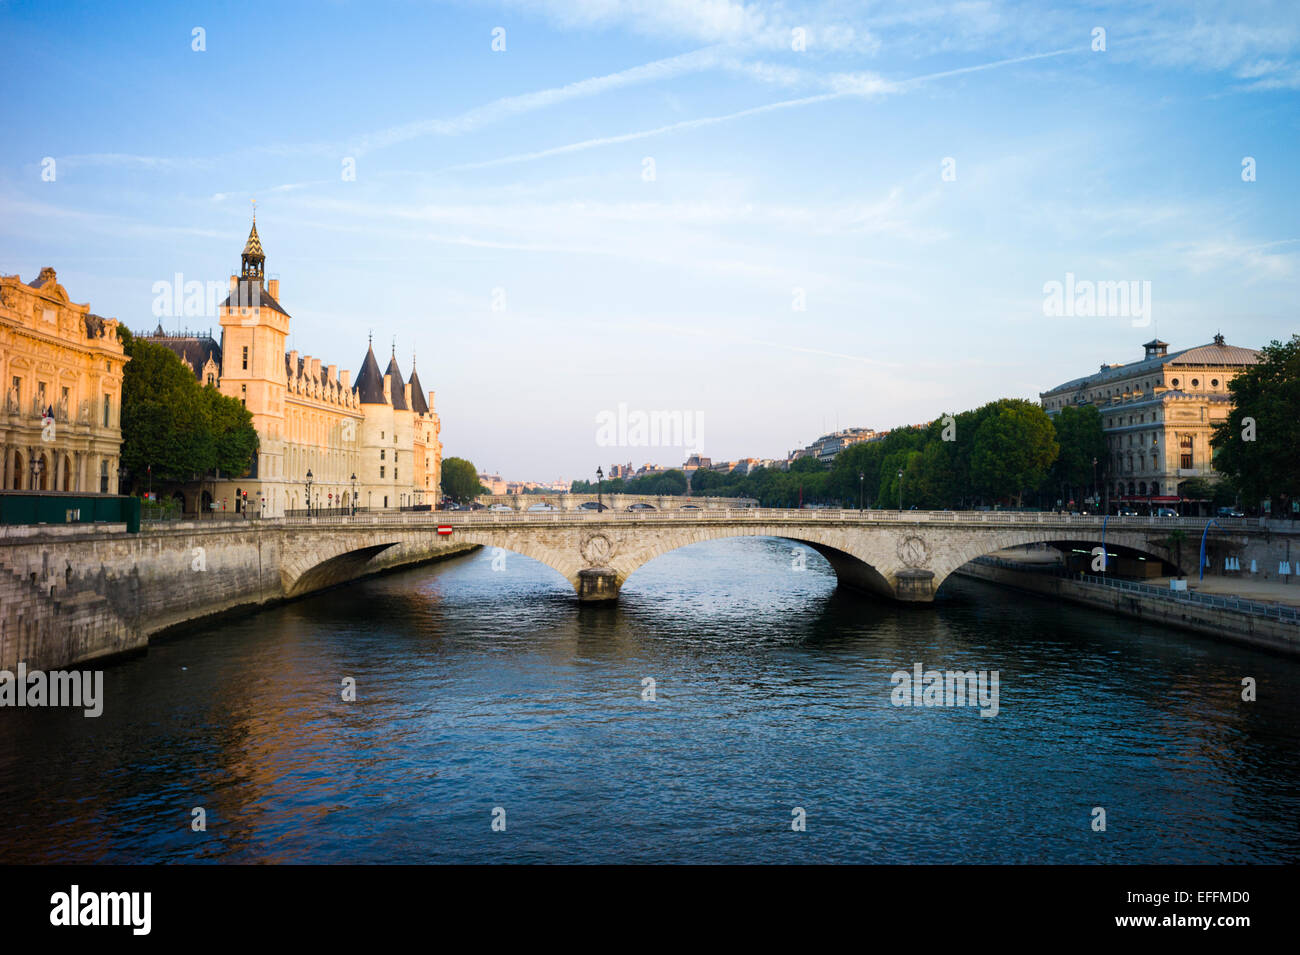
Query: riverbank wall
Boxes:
[
  {"xmin": 957, "ymin": 559, "xmax": 1299, "ymax": 656},
  {"xmin": 0, "ymin": 521, "xmax": 479, "ymax": 671}
]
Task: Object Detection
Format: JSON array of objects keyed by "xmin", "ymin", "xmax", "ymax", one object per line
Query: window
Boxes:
[
  {"xmin": 100, "ymin": 460, "xmax": 109, "ymax": 493},
  {"xmin": 242, "ymin": 346, "xmax": 248, "ymax": 370},
  {"xmin": 394, "ymin": 469, "xmax": 398, "ymax": 480},
  {"xmin": 103, "ymin": 393, "xmax": 111, "ymax": 426},
  {"xmin": 1211, "ymin": 379, "xmax": 1219, "ymax": 388},
  {"xmin": 240, "ymin": 384, "xmax": 247, "ymax": 407},
  {"xmin": 1180, "ymin": 434, "xmax": 1193, "ymax": 470},
  {"xmin": 380, "ymin": 466, "xmax": 385, "ymax": 478},
  {"xmin": 207, "ymin": 373, "xmax": 215, "ymax": 385},
  {"xmin": 1151, "ymin": 482, "xmax": 1160, "ymax": 496},
  {"xmin": 1191, "ymin": 378, "xmax": 1199, "ymax": 388},
  {"xmin": 380, "ymin": 450, "xmax": 385, "ymax": 460},
  {"xmin": 1171, "ymin": 378, "xmax": 1179, "ymax": 387}
]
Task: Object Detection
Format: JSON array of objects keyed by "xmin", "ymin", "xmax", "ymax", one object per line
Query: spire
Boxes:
[
  {"xmin": 384, "ymin": 351, "xmax": 408, "ymax": 410},
  {"xmin": 241, "ymin": 213, "xmax": 265, "ymax": 281}
]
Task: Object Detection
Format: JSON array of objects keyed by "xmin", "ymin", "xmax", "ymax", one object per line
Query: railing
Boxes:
[
  {"xmin": 273, "ymin": 507, "xmax": 1296, "ymax": 531},
  {"xmin": 1074, "ymin": 572, "xmax": 1299, "ymax": 625}
]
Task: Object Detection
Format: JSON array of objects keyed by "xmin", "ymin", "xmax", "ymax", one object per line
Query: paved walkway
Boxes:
[{"xmin": 988, "ymin": 544, "xmax": 1300, "ymax": 609}]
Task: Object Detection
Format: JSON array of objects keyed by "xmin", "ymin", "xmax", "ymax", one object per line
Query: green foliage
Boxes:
[
  {"xmin": 442, "ymin": 457, "xmax": 487, "ymax": 502},
  {"xmin": 119, "ymin": 337, "xmax": 258, "ymax": 488},
  {"xmin": 970, "ymin": 400, "xmax": 1059, "ymax": 506},
  {"xmin": 1211, "ymin": 335, "xmax": 1300, "ymax": 507},
  {"xmin": 1049, "ymin": 404, "xmax": 1106, "ymax": 496}
]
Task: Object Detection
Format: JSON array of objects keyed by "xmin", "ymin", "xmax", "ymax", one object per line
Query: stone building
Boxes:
[
  {"xmin": 1040, "ymin": 336, "xmax": 1260, "ymax": 508},
  {"xmin": 139, "ymin": 218, "xmax": 440, "ymax": 515},
  {"xmin": 0, "ymin": 268, "xmax": 126, "ymax": 493}
]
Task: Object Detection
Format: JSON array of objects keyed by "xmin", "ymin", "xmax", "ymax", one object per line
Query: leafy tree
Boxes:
[
  {"xmin": 118, "ymin": 335, "xmax": 257, "ymax": 489},
  {"xmin": 970, "ymin": 400, "xmax": 1059, "ymax": 506},
  {"xmin": 1211, "ymin": 335, "xmax": 1300, "ymax": 508},
  {"xmin": 201, "ymin": 384, "xmax": 258, "ymax": 477},
  {"xmin": 1048, "ymin": 404, "xmax": 1107, "ymax": 504},
  {"xmin": 442, "ymin": 457, "xmax": 487, "ymax": 502}
]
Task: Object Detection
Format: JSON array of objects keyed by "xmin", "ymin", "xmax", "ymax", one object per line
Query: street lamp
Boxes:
[
  {"xmin": 898, "ymin": 468, "xmax": 903, "ymax": 512},
  {"xmin": 350, "ymin": 473, "xmax": 357, "ymax": 516},
  {"xmin": 596, "ymin": 466, "xmax": 604, "ymax": 512},
  {"xmin": 859, "ymin": 470, "xmax": 865, "ymax": 512},
  {"xmin": 1091, "ymin": 456, "xmax": 1098, "ymax": 512},
  {"xmin": 305, "ymin": 469, "xmax": 314, "ymax": 517}
]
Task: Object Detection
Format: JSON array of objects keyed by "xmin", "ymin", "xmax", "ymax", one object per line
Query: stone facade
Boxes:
[
  {"xmin": 138, "ymin": 219, "xmax": 441, "ymax": 515},
  {"xmin": 1041, "ymin": 336, "xmax": 1260, "ymax": 507},
  {"xmin": 0, "ymin": 268, "xmax": 126, "ymax": 494}
]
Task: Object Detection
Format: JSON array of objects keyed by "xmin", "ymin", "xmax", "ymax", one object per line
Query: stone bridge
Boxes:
[
  {"xmin": 278, "ymin": 508, "xmax": 1247, "ymax": 603},
  {"xmin": 3, "ymin": 508, "xmax": 1292, "ymax": 670}
]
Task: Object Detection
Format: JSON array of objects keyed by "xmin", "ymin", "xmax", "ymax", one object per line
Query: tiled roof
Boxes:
[
  {"xmin": 220, "ymin": 279, "xmax": 289, "ymax": 317},
  {"xmin": 1044, "ymin": 340, "xmax": 1260, "ymax": 395},
  {"xmin": 243, "ymin": 222, "xmax": 264, "ymax": 258},
  {"xmin": 384, "ymin": 355, "xmax": 407, "ymax": 410},
  {"xmin": 353, "ymin": 344, "xmax": 387, "ymax": 404},
  {"xmin": 408, "ymin": 366, "xmax": 429, "ymax": 414}
]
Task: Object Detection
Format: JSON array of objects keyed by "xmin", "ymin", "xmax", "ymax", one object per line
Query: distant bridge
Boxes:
[{"xmin": 471, "ymin": 493, "xmax": 758, "ymax": 511}]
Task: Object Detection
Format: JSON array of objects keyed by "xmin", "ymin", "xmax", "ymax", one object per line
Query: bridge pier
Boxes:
[
  {"xmin": 577, "ymin": 567, "xmax": 620, "ymax": 602},
  {"xmin": 893, "ymin": 569, "xmax": 936, "ymax": 603}
]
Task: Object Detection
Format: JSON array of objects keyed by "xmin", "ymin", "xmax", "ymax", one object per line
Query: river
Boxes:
[{"xmin": 2, "ymin": 537, "xmax": 1297, "ymax": 863}]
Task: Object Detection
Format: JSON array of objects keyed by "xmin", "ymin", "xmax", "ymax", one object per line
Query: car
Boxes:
[
  {"xmin": 1117, "ymin": 507, "xmax": 1138, "ymax": 517},
  {"xmin": 1154, "ymin": 507, "xmax": 1178, "ymax": 518},
  {"xmin": 1217, "ymin": 506, "xmax": 1245, "ymax": 518}
]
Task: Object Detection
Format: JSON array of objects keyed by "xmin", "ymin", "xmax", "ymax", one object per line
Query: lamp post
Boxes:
[
  {"xmin": 898, "ymin": 468, "xmax": 903, "ymax": 512},
  {"xmin": 1091, "ymin": 456, "xmax": 1098, "ymax": 513},
  {"xmin": 596, "ymin": 466, "xmax": 604, "ymax": 512},
  {"xmin": 305, "ymin": 469, "xmax": 313, "ymax": 517},
  {"xmin": 859, "ymin": 470, "xmax": 864, "ymax": 512},
  {"xmin": 350, "ymin": 473, "xmax": 357, "ymax": 516}
]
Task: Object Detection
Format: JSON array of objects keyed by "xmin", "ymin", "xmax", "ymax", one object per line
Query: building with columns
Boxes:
[
  {"xmin": 0, "ymin": 267, "xmax": 126, "ymax": 494},
  {"xmin": 1041, "ymin": 336, "xmax": 1260, "ymax": 510},
  {"xmin": 140, "ymin": 218, "xmax": 440, "ymax": 516}
]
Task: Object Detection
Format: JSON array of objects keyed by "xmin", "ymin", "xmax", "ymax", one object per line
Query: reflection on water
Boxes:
[{"xmin": 1, "ymin": 537, "xmax": 1298, "ymax": 863}]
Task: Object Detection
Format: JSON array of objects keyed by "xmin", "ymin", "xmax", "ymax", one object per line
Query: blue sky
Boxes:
[{"xmin": 2, "ymin": 0, "xmax": 1297, "ymax": 481}]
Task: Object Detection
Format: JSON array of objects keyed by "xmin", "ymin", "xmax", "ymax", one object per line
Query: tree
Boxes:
[
  {"xmin": 970, "ymin": 400, "xmax": 1059, "ymax": 506},
  {"xmin": 1212, "ymin": 335, "xmax": 1300, "ymax": 509},
  {"xmin": 441, "ymin": 457, "xmax": 487, "ymax": 502},
  {"xmin": 1048, "ymin": 404, "xmax": 1106, "ymax": 504},
  {"xmin": 118, "ymin": 333, "xmax": 257, "ymax": 489}
]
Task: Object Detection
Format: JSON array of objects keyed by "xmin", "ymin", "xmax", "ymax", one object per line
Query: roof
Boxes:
[
  {"xmin": 221, "ymin": 278, "xmax": 290, "ymax": 317},
  {"xmin": 141, "ymin": 332, "xmax": 222, "ymax": 380},
  {"xmin": 408, "ymin": 365, "xmax": 429, "ymax": 414},
  {"xmin": 1044, "ymin": 340, "xmax": 1260, "ymax": 395},
  {"xmin": 243, "ymin": 221, "xmax": 264, "ymax": 258},
  {"xmin": 353, "ymin": 344, "xmax": 387, "ymax": 404},
  {"xmin": 384, "ymin": 355, "xmax": 407, "ymax": 410}
]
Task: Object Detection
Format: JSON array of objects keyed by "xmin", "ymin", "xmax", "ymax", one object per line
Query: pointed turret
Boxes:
[
  {"xmin": 241, "ymin": 216, "xmax": 265, "ymax": 280},
  {"xmin": 354, "ymin": 339, "xmax": 387, "ymax": 404},
  {"xmin": 384, "ymin": 349, "xmax": 408, "ymax": 410},
  {"xmin": 408, "ymin": 354, "xmax": 430, "ymax": 414}
]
